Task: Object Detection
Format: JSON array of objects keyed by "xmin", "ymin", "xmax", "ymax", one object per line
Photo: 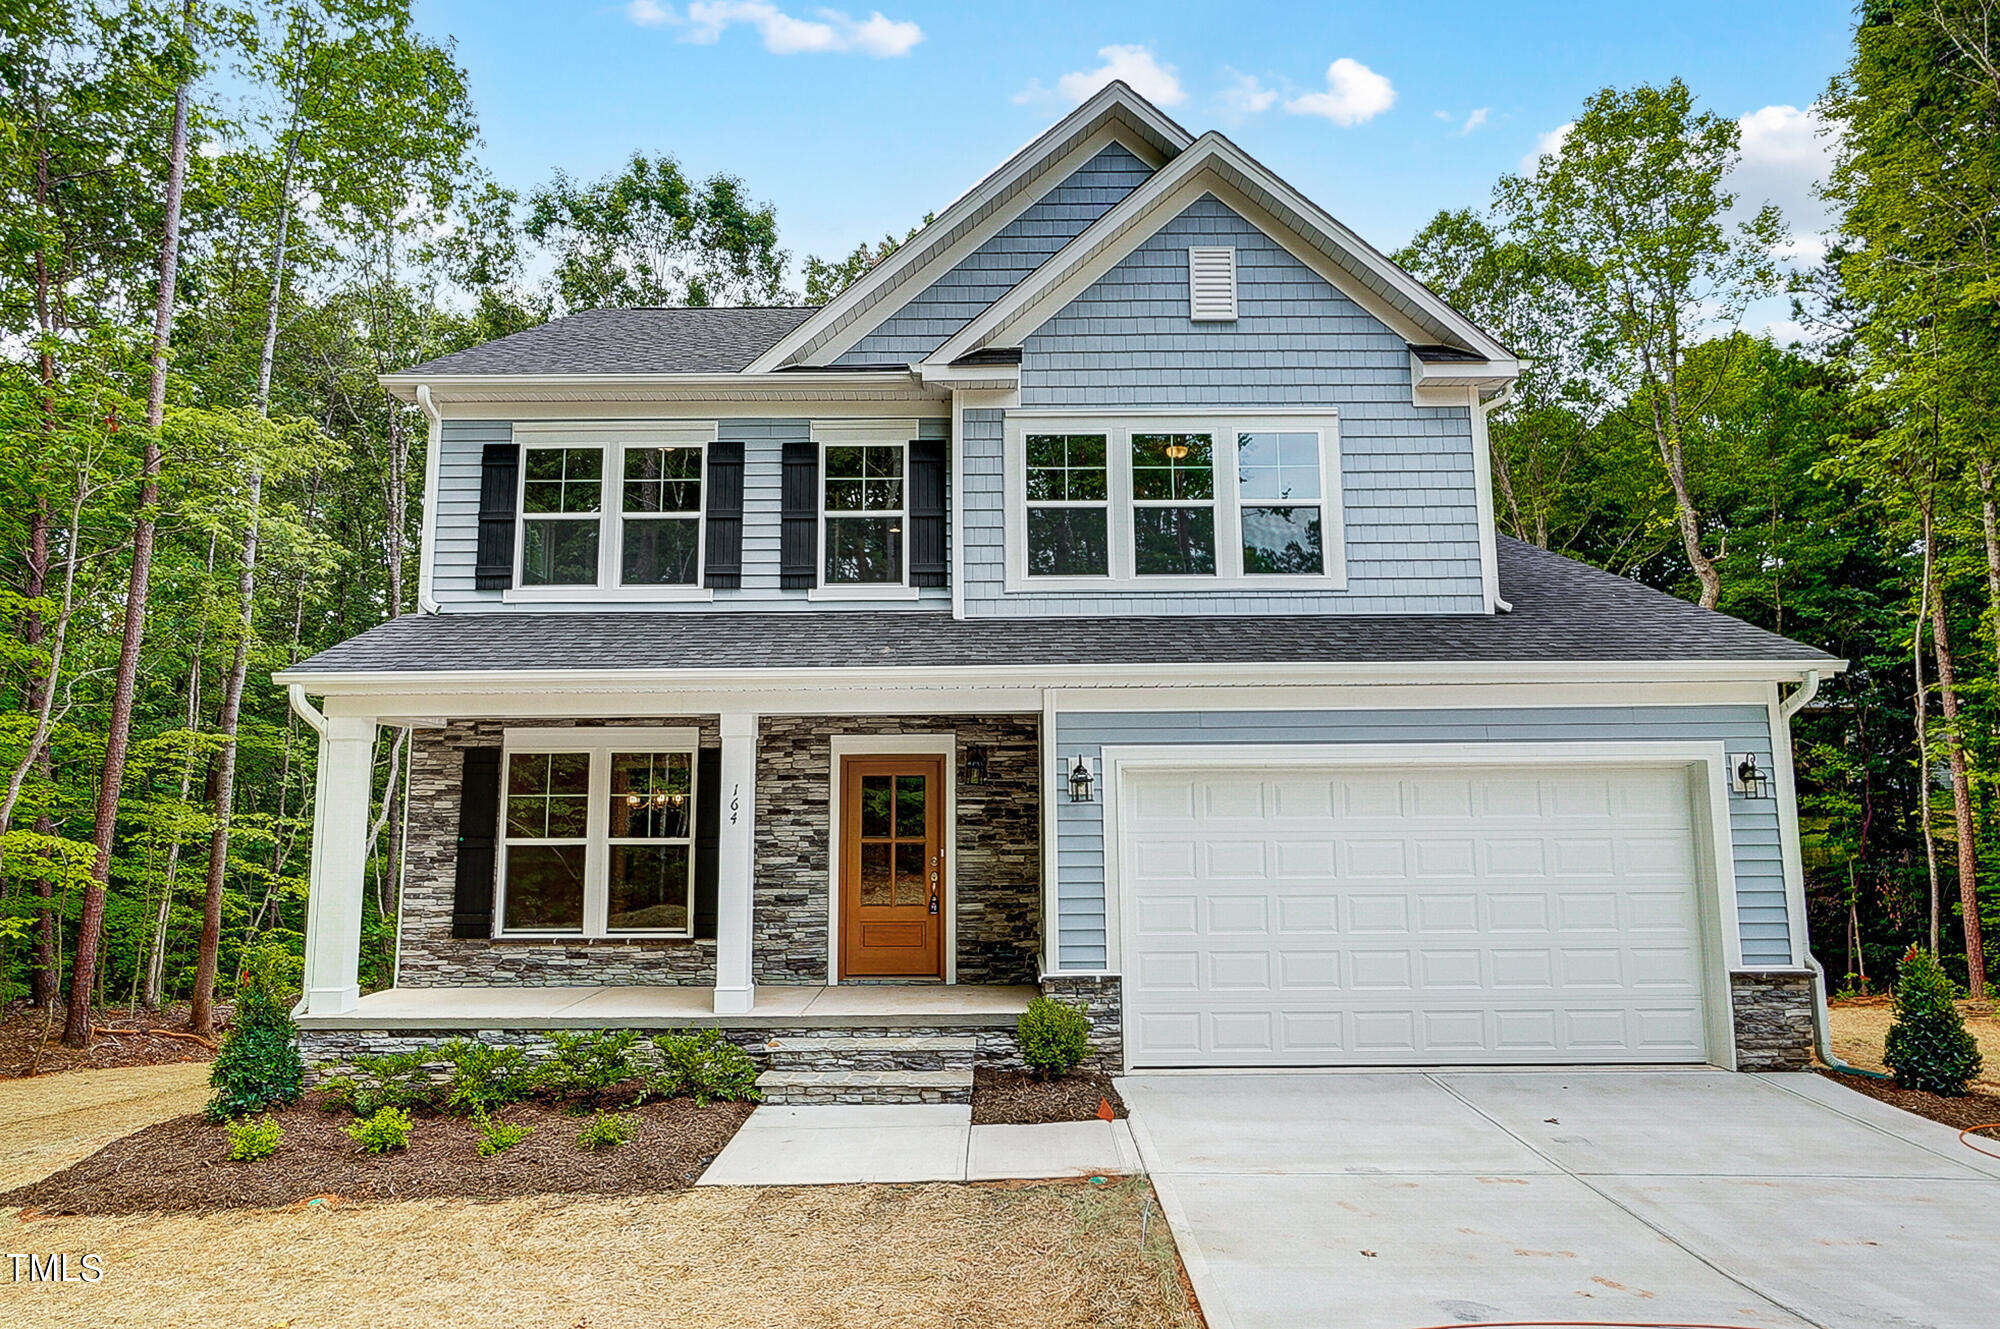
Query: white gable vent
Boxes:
[{"xmin": 1188, "ymin": 247, "xmax": 1237, "ymax": 322}]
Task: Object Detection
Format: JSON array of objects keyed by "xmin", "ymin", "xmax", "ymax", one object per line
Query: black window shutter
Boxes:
[
  {"xmin": 474, "ymin": 443, "xmax": 520, "ymax": 591},
  {"xmin": 780, "ymin": 440, "xmax": 819, "ymax": 589},
  {"xmin": 692, "ymin": 747, "xmax": 721, "ymax": 939},
  {"xmin": 908, "ymin": 439, "xmax": 948, "ymax": 587},
  {"xmin": 704, "ymin": 440, "xmax": 745, "ymax": 589},
  {"xmin": 451, "ymin": 747, "xmax": 502, "ymax": 938}
]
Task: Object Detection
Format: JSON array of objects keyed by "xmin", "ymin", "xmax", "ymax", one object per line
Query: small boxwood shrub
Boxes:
[
  {"xmin": 575, "ymin": 1111, "xmax": 634, "ymax": 1151},
  {"xmin": 539, "ymin": 1030, "xmax": 642, "ymax": 1104},
  {"xmin": 319, "ymin": 1050, "xmax": 436, "ymax": 1117},
  {"xmin": 651, "ymin": 1029, "xmax": 761, "ymax": 1105},
  {"xmin": 474, "ymin": 1111, "xmax": 534, "ymax": 1157},
  {"xmin": 1018, "ymin": 996, "xmax": 1092, "ymax": 1080},
  {"xmin": 205, "ymin": 947, "xmax": 306, "ymax": 1122},
  {"xmin": 224, "ymin": 1115, "xmax": 284, "ymax": 1162},
  {"xmin": 346, "ymin": 1105, "xmax": 414, "ymax": 1153},
  {"xmin": 1885, "ymin": 947, "xmax": 1984, "ymax": 1095},
  {"xmin": 439, "ymin": 1039, "xmax": 538, "ymax": 1116}
]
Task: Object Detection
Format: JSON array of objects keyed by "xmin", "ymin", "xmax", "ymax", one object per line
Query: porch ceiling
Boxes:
[{"xmin": 296, "ymin": 984, "xmax": 1036, "ymax": 1031}]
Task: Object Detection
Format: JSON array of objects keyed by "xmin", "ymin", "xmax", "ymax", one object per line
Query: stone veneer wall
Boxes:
[
  {"xmin": 1729, "ymin": 971, "xmax": 1815, "ymax": 1071},
  {"xmin": 754, "ymin": 715, "xmax": 1042, "ymax": 985},
  {"xmin": 1039, "ymin": 973, "xmax": 1122, "ymax": 1071},
  {"xmin": 397, "ymin": 717, "xmax": 720, "ymax": 988}
]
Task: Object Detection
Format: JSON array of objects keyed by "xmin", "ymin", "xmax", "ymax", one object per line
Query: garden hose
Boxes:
[{"xmin": 1961, "ymin": 1123, "xmax": 2000, "ymax": 1161}]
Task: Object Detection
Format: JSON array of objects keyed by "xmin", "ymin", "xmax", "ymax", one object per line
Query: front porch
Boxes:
[{"xmin": 295, "ymin": 982, "xmax": 1037, "ymax": 1031}]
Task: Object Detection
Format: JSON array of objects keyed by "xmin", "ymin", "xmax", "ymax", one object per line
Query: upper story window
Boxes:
[
  {"xmin": 521, "ymin": 448, "xmax": 603, "ymax": 586},
  {"xmin": 823, "ymin": 442, "xmax": 906, "ymax": 586},
  {"xmin": 1004, "ymin": 413, "xmax": 1345, "ymax": 593},
  {"xmin": 621, "ymin": 445, "xmax": 703, "ymax": 585},
  {"xmin": 508, "ymin": 422, "xmax": 715, "ymax": 598}
]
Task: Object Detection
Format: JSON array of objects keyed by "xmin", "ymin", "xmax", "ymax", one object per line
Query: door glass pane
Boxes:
[
  {"xmin": 1026, "ymin": 507, "xmax": 1108, "ymax": 577},
  {"xmin": 621, "ymin": 517, "xmax": 699, "ymax": 585},
  {"xmin": 503, "ymin": 845, "xmax": 585, "ymax": 930},
  {"xmin": 825, "ymin": 517, "xmax": 902, "ymax": 584},
  {"xmin": 1241, "ymin": 506, "xmax": 1324, "ymax": 575},
  {"xmin": 607, "ymin": 751, "xmax": 692, "ymax": 839},
  {"xmin": 523, "ymin": 448, "xmax": 603, "ymax": 513},
  {"xmin": 607, "ymin": 844, "xmax": 690, "ymax": 931},
  {"xmin": 860, "ymin": 842, "xmax": 892, "ymax": 906},
  {"xmin": 859, "ymin": 775, "xmax": 893, "ymax": 837},
  {"xmin": 506, "ymin": 752, "xmax": 590, "ymax": 837},
  {"xmin": 1131, "ymin": 433, "xmax": 1214, "ymax": 500},
  {"xmin": 895, "ymin": 775, "xmax": 926, "ymax": 838},
  {"xmin": 1134, "ymin": 506, "xmax": 1217, "ymax": 575},
  {"xmin": 1237, "ymin": 431, "xmax": 1321, "ymax": 501},
  {"xmin": 522, "ymin": 518, "xmax": 599, "ymax": 586},
  {"xmin": 894, "ymin": 841, "xmax": 927, "ymax": 907}
]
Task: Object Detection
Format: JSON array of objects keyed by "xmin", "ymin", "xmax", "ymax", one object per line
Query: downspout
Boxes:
[
  {"xmin": 414, "ymin": 384, "xmax": 443, "ymax": 615},
  {"xmin": 287, "ymin": 684, "xmax": 326, "ymax": 1018},
  {"xmin": 1781, "ymin": 671, "xmax": 1889, "ymax": 1079},
  {"xmin": 1474, "ymin": 384, "xmax": 1515, "ymax": 613}
]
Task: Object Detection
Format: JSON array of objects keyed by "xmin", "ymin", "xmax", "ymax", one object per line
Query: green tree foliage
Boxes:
[
  {"xmin": 204, "ymin": 944, "xmax": 305, "ymax": 1120},
  {"xmin": 802, "ymin": 215, "xmax": 931, "ymax": 305}
]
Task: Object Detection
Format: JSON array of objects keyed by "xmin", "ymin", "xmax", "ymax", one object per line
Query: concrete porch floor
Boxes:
[{"xmin": 295, "ymin": 984, "xmax": 1037, "ymax": 1030}]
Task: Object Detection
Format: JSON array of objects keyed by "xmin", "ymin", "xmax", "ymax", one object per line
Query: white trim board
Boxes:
[
  {"xmin": 826, "ymin": 734, "xmax": 959, "ymax": 985},
  {"xmin": 1093, "ymin": 740, "xmax": 1744, "ymax": 1072}
]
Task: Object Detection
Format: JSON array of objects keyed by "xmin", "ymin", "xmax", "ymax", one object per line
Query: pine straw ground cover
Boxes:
[
  {"xmin": 4, "ymin": 1091, "xmax": 754, "ymax": 1215},
  {"xmin": 1826, "ymin": 994, "xmax": 2000, "ymax": 1092},
  {"xmin": 972, "ymin": 1068, "xmax": 1127, "ymax": 1125},
  {"xmin": 5, "ymin": 1178, "xmax": 1202, "ymax": 1329},
  {"xmin": 0, "ymin": 1002, "xmax": 220, "ymax": 1079},
  {"xmin": 0, "ymin": 1062, "xmax": 213, "ymax": 1192}
]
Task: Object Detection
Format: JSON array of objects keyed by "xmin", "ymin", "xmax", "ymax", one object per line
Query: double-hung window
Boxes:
[
  {"xmin": 823, "ymin": 442, "xmax": 905, "ymax": 585},
  {"xmin": 1007, "ymin": 413, "xmax": 1343, "ymax": 590},
  {"xmin": 511, "ymin": 422, "xmax": 714, "ymax": 596},
  {"xmin": 497, "ymin": 728, "xmax": 699, "ymax": 938},
  {"xmin": 621, "ymin": 445, "xmax": 703, "ymax": 585},
  {"xmin": 520, "ymin": 448, "xmax": 603, "ymax": 587}
]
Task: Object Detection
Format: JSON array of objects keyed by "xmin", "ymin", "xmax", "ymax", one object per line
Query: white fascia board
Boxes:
[
  {"xmin": 1411, "ymin": 353, "xmax": 1524, "ymax": 396},
  {"xmin": 379, "ymin": 371, "xmax": 938, "ymax": 406},
  {"xmin": 926, "ymin": 133, "xmax": 1517, "ymax": 368},
  {"xmin": 744, "ymin": 83, "xmax": 1194, "ymax": 373},
  {"xmin": 277, "ymin": 656, "xmax": 1845, "ymax": 697},
  {"xmin": 917, "ymin": 362, "xmax": 1019, "ymax": 392}
]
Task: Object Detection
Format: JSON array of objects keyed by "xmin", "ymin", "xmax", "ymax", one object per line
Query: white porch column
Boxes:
[
  {"xmin": 302, "ymin": 714, "xmax": 376, "ymax": 1017},
  {"xmin": 714, "ymin": 711, "xmax": 758, "ymax": 1015}
]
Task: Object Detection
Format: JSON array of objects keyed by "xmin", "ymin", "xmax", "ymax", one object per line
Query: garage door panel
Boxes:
[{"xmin": 1122, "ymin": 764, "xmax": 1712, "ymax": 1068}]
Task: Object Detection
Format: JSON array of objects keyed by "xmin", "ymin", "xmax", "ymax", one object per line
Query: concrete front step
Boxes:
[
  {"xmin": 756, "ymin": 1068, "xmax": 974, "ymax": 1105},
  {"xmin": 761, "ymin": 1034, "xmax": 978, "ymax": 1074}
]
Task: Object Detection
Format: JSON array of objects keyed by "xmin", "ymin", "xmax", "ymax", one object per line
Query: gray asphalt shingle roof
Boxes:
[
  {"xmin": 285, "ymin": 538, "xmax": 1838, "ymax": 677},
  {"xmin": 390, "ymin": 307, "xmax": 820, "ymax": 377}
]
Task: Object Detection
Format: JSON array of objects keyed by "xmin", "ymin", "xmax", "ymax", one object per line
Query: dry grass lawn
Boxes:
[
  {"xmin": 0, "ymin": 1061, "xmax": 210, "ymax": 1190},
  {"xmin": 6, "ymin": 1180, "xmax": 1200, "ymax": 1329},
  {"xmin": 1828, "ymin": 996, "xmax": 2000, "ymax": 1090}
]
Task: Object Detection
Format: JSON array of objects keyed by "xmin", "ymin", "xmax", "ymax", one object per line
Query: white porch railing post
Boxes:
[
  {"xmin": 302, "ymin": 714, "xmax": 376, "ymax": 1017},
  {"xmin": 714, "ymin": 711, "xmax": 758, "ymax": 1015}
]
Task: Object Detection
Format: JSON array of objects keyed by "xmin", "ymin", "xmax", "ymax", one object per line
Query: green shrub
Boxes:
[
  {"xmin": 224, "ymin": 1115, "xmax": 284, "ymax": 1162},
  {"xmin": 439, "ymin": 1039, "xmax": 538, "ymax": 1116},
  {"xmin": 319, "ymin": 1050, "xmax": 436, "ymax": 1117},
  {"xmin": 1017, "ymin": 996, "xmax": 1092, "ymax": 1080},
  {"xmin": 538, "ymin": 1030, "xmax": 642, "ymax": 1104},
  {"xmin": 651, "ymin": 1029, "xmax": 762, "ymax": 1105},
  {"xmin": 204, "ymin": 946, "xmax": 306, "ymax": 1122},
  {"xmin": 474, "ymin": 1110, "xmax": 534, "ymax": 1157},
  {"xmin": 575, "ymin": 1111, "xmax": 633, "ymax": 1151},
  {"xmin": 345, "ymin": 1105, "xmax": 414, "ymax": 1153},
  {"xmin": 1885, "ymin": 947, "xmax": 1984, "ymax": 1095}
]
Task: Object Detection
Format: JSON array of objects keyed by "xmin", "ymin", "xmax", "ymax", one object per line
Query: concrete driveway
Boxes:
[{"xmin": 1119, "ymin": 1068, "xmax": 1999, "ymax": 1329}]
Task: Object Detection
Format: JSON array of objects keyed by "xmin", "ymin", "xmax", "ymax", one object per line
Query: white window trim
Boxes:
[
  {"xmin": 814, "ymin": 419, "xmax": 916, "ymax": 593},
  {"xmin": 495, "ymin": 725, "xmax": 702, "ymax": 940},
  {"xmin": 506, "ymin": 421, "xmax": 717, "ymax": 602},
  {"xmin": 1003, "ymin": 411, "xmax": 1347, "ymax": 593}
]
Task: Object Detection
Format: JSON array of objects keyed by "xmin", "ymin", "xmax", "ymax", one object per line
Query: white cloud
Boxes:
[
  {"xmin": 1459, "ymin": 107, "xmax": 1489, "ymax": 135},
  {"xmin": 1518, "ymin": 121, "xmax": 1573, "ymax": 173},
  {"xmin": 1284, "ymin": 58, "xmax": 1395, "ymax": 127},
  {"xmin": 641, "ymin": 2, "xmax": 924, "ymax": 57},
  {"xmin": 1017, "ymin": 44, "xmax": 1185, "ymax": 107},
  {"xmin": 1731, "ymin": 103, "xmax": 1837, "ymax": 263},
  {"xmin": 1219, "ymin": 69, "xmax": 1277, "ymax": 115}
]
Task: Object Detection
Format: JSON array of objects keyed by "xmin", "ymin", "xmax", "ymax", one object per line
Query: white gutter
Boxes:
[
  {"xmin": 413, "ymin": 384, "xmax": 442, "ymax": 615},
  {"xmin": 1779, "ymin": 668, "xmax": 1821, "ymax": 719},
  {"xmin": 287, "ymin": 683, "xmax": 327, "ymax": 735},
  {"xmin": 377, "ymin": 370, "xmax": 934, "ymax": 403},
  {"xmin": 286, "ymin": 681, "xmax": 326, "ymax": 1019},
  {"xmin": 1476, "ymin": 383, "xmax": 1516, "ymax": 613}
]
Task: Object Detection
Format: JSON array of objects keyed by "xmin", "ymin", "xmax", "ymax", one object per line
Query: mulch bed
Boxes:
[
  {"xmin": 2, "ymin": 1088, "xmax": 754, "ymax": 1216},
  {"xmin": 0, "ymin": 1001, "xmax": 222, "ymax": 1079},
  {"xmin": 1817, "ymin": 1068, "xmax": 2000, "ymax": 1137},
  {"xmin": 971, "ymin": 1068, "xmax": 1125, "ymax": 1126}
]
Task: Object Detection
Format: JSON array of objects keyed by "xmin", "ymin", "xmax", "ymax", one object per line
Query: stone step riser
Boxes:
[
  {"xmin": 764, "ymin": 1050, "xmax": 972, "ymax": 1072},
  {"xmin": 753, "ymin": 1066, "xmax": 971, "ymax": 1106}
]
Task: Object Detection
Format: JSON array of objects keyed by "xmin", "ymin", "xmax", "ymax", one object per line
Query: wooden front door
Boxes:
[{"xmin": 839, "ymin": 755, "xmax": 944, "ymax": 978}]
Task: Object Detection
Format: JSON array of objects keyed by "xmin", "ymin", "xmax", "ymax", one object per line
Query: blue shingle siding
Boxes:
[
  {"xmin": 834, "ymin": 143, "xmax": 1155, "ymax": 366},
  {"xmin": 1049, "ymin": 705, "xmax": 1791, "ymax": 971},
  {"xmin": 431, "ymin": 417, "xmax": 949, "ymax": 611},
  {"xmin": 976, "ymin": 193, "xmax": 1485, "ymax": 617}
]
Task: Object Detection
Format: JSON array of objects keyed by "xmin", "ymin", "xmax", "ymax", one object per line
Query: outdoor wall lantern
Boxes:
[
  {"xmin": 1067, "ymin": 755, "xmax": 1096, "ymax": 803},
  {"xmin": 1731, "ymin": 752, "xmax": 1771, "ymax": 799},
  {"xmin": 964, "ymin": 745, "xmax": 989, "ymax": 786}
]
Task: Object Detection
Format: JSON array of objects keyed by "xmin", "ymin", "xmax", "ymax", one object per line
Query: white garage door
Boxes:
[{"xmin": 1119, "ymin": 762, "xmax": 1713, "ymax": 1067}]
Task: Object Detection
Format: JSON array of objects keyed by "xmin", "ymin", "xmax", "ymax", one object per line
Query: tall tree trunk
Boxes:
[
  {"xmin": 1915, "ymin": 518, "xmax": 1943, "ymax": 956},
  {"xmin": 65, "ymin": 27, "xmax": 192, "ymax": 1047},
  {"xmin": 1979, "ymin": 460, "xmax": 2000, "ymax": 679},
  {"xmin": 1925, "ymin": 503, "xmax": 1988, "ymax": 999}
]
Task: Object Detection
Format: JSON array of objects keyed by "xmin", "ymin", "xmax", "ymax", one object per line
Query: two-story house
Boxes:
[{"xmin": 278, "ymin": 83, "xmax": 1842, "ymax": 1102}]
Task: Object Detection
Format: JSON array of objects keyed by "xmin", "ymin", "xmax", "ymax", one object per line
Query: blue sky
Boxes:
[{"xmin": 417, "ymin": 0, "xmax": 1856, "ymax": 319}]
